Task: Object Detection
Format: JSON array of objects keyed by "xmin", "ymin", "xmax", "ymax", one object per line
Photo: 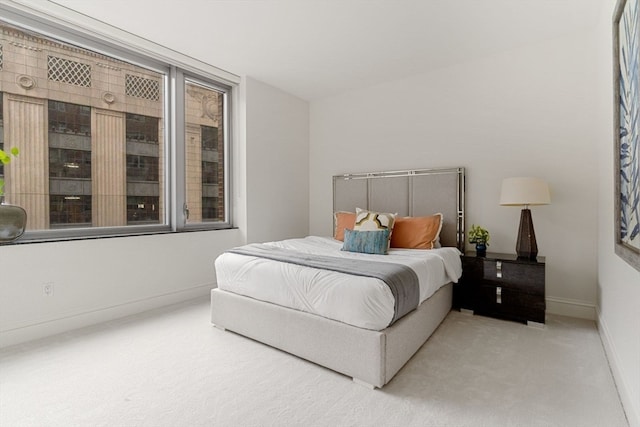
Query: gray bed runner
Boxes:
[{"xmin": 227, "ymin": 244, "xmax": 419, "ymax": 325}]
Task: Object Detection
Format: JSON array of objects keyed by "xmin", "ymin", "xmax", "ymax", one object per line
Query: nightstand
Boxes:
[{"xmin": 453, "ymin": 252, "xmax": 546, "ymax": 325}]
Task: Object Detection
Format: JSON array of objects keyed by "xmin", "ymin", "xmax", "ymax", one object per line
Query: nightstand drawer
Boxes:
[
  {"xmin": 475, "ymin": 284, "xmax": 545, "ymax": 324},
  {"xmin": 480, "ymin": 261, "xmax": 544, "ymax": 295}
]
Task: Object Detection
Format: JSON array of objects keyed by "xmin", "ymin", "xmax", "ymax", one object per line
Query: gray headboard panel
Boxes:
[{"xmin": 333, "ymin": 167, "xmax": 465, "ymax": 250}]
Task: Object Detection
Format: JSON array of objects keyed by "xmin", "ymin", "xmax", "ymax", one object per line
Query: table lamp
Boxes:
[{"xmin": 499, "ymin": 177, "xmax": 551, "ymax": 259}]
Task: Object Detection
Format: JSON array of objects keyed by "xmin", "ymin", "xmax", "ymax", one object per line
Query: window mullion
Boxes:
[{"xmin": 173, "ymin": 68, "xmax": 187, "ymax": 231}]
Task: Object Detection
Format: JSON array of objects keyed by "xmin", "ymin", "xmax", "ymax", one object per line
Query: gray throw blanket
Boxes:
[{"xmin": 227, "ymin": 244, "xmax": 420, "ymax": 325}]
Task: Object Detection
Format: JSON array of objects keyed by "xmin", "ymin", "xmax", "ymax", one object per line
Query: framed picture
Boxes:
[{"xmin": 614, "ymin": 0, "xmax": 640, "ymax": 271}]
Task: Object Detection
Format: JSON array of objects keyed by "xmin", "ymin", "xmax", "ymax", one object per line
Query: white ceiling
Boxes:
[{"xmin": 49, "ymin": 0, "xmax": 603, "ymax": 101}]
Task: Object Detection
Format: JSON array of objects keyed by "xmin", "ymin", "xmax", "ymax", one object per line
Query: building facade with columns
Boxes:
[{"xmin": 0, "ymin": 22, "xmax": 225, "ymax": 231}]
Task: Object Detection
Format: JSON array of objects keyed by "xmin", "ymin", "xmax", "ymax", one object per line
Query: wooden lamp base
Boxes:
[{"xmin": 516, "ymin": 208, "xmax": 538, "ymax": 260}]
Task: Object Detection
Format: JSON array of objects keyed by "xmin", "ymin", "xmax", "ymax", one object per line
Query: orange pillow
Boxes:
[
  {"xmin": 390, "ymin": 213, "xmax": 443, "ymax": 249},
  {"xmin": 333, "ymin": 211, "xmax": 356, "ymax": 241}
]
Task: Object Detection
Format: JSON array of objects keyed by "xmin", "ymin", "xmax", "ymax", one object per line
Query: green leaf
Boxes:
[
  {"xmin": 468, "ymin": 224, "xmax": 489, "ymax": 243},
  {"xmin": 10, "ymin": 147, "xmax": 19, "ymax": 157}
]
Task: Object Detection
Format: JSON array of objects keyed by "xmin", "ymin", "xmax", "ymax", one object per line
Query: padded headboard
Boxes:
[{"xmin": 333, "ymin": 167, "xmax": 465, "ymax": 251}]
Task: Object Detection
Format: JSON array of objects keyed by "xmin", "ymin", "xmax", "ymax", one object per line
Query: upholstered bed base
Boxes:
[{"xmin": 210, "ymin": 282, "xmax": 452, "ymax": 388}]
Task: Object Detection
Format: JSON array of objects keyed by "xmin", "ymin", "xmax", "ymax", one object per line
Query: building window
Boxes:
[
  {"xmin": 48, "ymin": 101, "xmax": 93, "ymax": 227},
  {"xmin": 202, "ymin": 125, "xmax": 218, "ymax": 151},
  {"xmin": 126, "ymin": 113, "xmax": 159, "ymax": 225},
  {"xmin": 126, "ymin": 113, "xmax": 159, "ymax": 143},
  {"xmin": 49, "ymin": 148, "xmax": 91, "ymax": 179},
  {"xmin": 201, "ymin": 124, "xmax": 218, "ymax": 187},
  {"xmin": 49, "ymin": 101, "xmax": 91, "ymax": 135},
  {"xmin": 127, "ymin": 155, "xmax": 158, "ymax": 182},
  {"xmin": 202, "ymin": 197, "xmax": 218, "ymax": 221},
  {"xmin": 127, "ymin": 196, "xmax": 159, "ymax": 223},
  {"xmin": 202, "ymin": 159, "xmax": 217, "ymax": 185},
  {"xmin": 0, "ymin": 16, "xmax": 232, "ymax": 241},
  {"xmin": 50, "ymin": 195, "xmax": 92, "ymax": 226},
  {"xmin": 126, "ymin": 153, "xmax": 160, "ymax": 225}
]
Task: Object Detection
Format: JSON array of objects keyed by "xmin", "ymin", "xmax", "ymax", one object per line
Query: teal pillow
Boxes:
[{"xmin": 341, "ymin": 229, "xmax": 390, "ymax": 255}]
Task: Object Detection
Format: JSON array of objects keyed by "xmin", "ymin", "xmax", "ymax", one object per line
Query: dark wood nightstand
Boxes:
[{"xmin": 453, "ymin": 252, "xmax": 546, "ymax": 325}]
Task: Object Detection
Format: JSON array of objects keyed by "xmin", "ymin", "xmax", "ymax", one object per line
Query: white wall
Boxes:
[
  {"xmin": 245, "ymin": 77, "xmax": 310, "ymax": 243},
  {"xmin": 310, "ymin": 30, "xmax": 598, "ymax": 319},
  {"xmin": 595, "ymin": 1, "xmax": 640, "ymax": 426},
  {"xmin": 0, "ymin": 229, "xmax": 245, "ymax": 347}
]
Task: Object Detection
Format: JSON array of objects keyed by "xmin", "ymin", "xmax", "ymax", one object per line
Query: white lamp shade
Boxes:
[{"xmin": 499, "ymin": 177, "xmax": 551, "ymax": 206}]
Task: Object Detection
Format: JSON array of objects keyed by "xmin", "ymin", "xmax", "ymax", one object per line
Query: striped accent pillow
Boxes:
[{"xmin": 342, "ymin": 229, "xmax": 391, "ymax": 255}]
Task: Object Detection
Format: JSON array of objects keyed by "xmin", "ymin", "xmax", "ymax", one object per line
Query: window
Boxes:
[
  {"xmin": 0, "ymin": 13, "xmax": 233, "ymax": 241},
  {"xmin": 48, "ymin": 101, "xmax": 93, "ymax": 227},
  {"xmin": 202, "ymin": 125, "xmax": 218, "ymax": 151},
  {"xmin": 127, "ymin": 196, "xmax": 159, "ymax": 224},
  {"xmin": 202, "ymin": 159, "xmax": 218, "ymax": 185},
  {"xmin": 127, "ymin": 155, "xmax": 159, "ymax": 182},
  {"xmin": 49, "ymin": 101, "xmax": 91, "ymax": 135},
  {"xmin": 184, "ymin": 79, "xmax": 228, "ymax": 224},
  {"xmin": 126, "ymin": 113, "xmax": 160, "ymax": 225},
  {"xmin": 1, "ymin": 22, "xmax": 167, "ymax": 235},
  {"xmin": 50, "ymin": 195, "xmax": 92, "ymax": 227},
  {"xmin": 202, "ymin": 197, "xmax": 219, "ymax": 221},
  {"xmin": 126, "ymin": 113, "xmax": 159, "ymax": 143},
  {"xmin": 200, "ymin": 123, "xmax": 220, "ymax": 222},
  {"xmin": 49, "ymin": 148, "xmax": 92, "ymax": 179}
]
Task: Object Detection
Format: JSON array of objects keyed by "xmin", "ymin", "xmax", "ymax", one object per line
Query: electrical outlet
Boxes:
[{"xmin": 43, "ymin": 282, "xmax": 54, "ymax": 297}]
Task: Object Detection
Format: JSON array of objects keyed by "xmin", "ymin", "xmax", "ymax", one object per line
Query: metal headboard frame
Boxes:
[{"xmin": 332, "ymin": 167, "xmax": 465, "ymax": 251}]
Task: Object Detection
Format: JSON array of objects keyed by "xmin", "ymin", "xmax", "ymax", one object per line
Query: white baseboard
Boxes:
[
  {"xmin": 0, "ymin": 284, "xmax": 214, "ymax": 349},
  {"xmin": 546, "ymin": 296, "xmax": 596, "ymax": 320},
  {"xmin": 598, "ymin": 308, "xmax": 640, "ymax": 427}
]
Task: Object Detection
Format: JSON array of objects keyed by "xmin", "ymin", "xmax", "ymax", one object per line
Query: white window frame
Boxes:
[
  {"xmin": 175, "ymin": 72, "xmax": 232, "ymax": 231},
  {"xmin": 0, "ymin": 0, "xmax": 239, "ymax": 242}
]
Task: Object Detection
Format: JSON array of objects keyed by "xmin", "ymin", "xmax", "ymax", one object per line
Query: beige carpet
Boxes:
[{"xmin": 0, "ymin": 297, "xmax": 628, "ymax": 427}]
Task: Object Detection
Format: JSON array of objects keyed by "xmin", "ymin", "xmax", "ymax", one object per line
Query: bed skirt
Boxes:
[{"xmin": 210, "ymin": 282, "xmax": 452, "ymax": 388}]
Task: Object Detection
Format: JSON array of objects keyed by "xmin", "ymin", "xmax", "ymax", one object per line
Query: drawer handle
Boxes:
[
  {"xmin": 496, "ymin": 286, "xmax": 502, "ymax": 304},
  {"xmin": 496, "ymin": 261, "xmax": 502, "ymax": 278}
]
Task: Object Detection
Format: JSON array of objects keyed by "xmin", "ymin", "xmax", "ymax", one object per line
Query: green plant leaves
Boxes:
[
  {"xmin": 0, "ymin": 147, "xmax": 19, "ymax": 165},
  {"xmin": 0, "ymin": 148, "xmax": 19, "ymax": 196},
  {"xmin": 468, "ymin": 224, "xmax": 490, "ymax": 245}
]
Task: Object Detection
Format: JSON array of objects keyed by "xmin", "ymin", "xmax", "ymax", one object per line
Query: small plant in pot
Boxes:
[
  {"xmin": 0, "ymin": 146, "xmax": 27, "ymax": 243},
  {"xmin": 468, "ymin": 224, "xmax": 490, "ymax": 256}
]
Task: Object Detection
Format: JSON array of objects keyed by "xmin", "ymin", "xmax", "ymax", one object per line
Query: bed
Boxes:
[{"xmin": 211, "ymin": 167, "xmax": 465, "ymax": 388}]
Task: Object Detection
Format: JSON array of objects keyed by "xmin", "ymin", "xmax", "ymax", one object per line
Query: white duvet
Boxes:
[{"xmin": 214, "ymin": 236, "xmax": 462, "ymax": 331}]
